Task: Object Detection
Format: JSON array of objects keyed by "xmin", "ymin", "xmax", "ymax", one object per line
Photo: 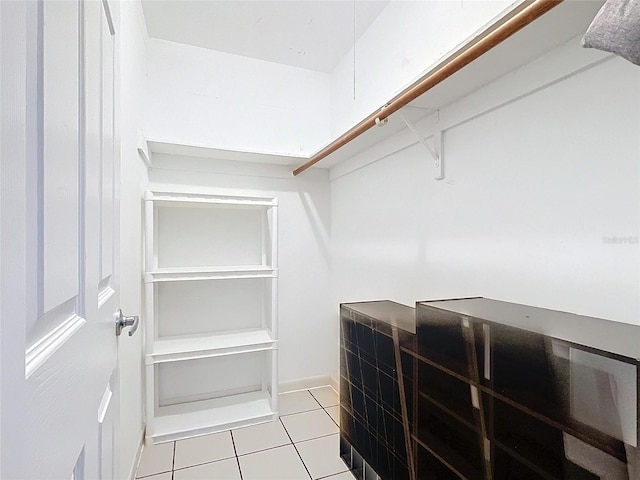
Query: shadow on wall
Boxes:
[{"xmin": 298, "ymin": 191, "xmax": 331, "ymax": 267}]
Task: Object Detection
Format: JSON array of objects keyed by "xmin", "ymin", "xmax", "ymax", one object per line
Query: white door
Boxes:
[{"xmin": 0, "ymin": 1, "xmax": 128, "ymax": 479}]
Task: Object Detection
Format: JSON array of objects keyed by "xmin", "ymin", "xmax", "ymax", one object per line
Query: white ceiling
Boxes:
[{"xmin": 141, "ymin": 0, "xmax": 390, "ymax": 72}]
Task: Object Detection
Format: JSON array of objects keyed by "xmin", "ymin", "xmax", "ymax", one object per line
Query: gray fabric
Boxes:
[{"xmin": 582, "ymin": 0, "xmax": 640, "ymax": 66}]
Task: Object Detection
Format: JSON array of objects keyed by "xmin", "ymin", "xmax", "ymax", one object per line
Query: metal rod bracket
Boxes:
[{"xmin": 399, "ymin": 112, "xmax": 444, "ymax": 180}]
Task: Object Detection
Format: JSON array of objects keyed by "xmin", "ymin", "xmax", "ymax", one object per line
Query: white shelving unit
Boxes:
[{"xmin": 144, "ymin": 190, "xmax": 279, "ymax": 444}]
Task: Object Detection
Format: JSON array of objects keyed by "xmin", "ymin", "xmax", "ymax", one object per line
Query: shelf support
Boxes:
[
  {"xmin": 137, "ymin": 131, "xmax": 152, "ymax": 167},
  {"xmin": 399, "ymin": 112, "xmax": 444, "ymax": 180}
]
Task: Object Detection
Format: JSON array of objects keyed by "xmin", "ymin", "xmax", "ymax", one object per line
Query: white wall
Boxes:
[
  {"xmin": 127, "ymin": 0, "xmax": 639, "ymax": 445},
  {"xmin": 145, "ymin": 39, "xmax": 331, "ymax": 157},
  {"xmin": 330, "ymin": 0, "xmax": 517, "ymax": 138},
  {"xmin": 148, "ymin": 158, "xmax": 333, "ymax": 387},
  {"xmin": 143, "ymin": 2, "xmax": 530, "ymax": 159},
  {"xmin": 331, "ymin": 38, "xmax": 640, "ymax": 364},
  {"xmin": 136, "ymin": 0, "xmax": 518, "ymax": 395},
  {"xmin": 118, "ymin": 1, "xmax": 148, "ymax": 478}
]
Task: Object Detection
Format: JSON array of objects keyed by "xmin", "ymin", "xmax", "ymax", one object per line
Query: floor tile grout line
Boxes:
[
  {"xmin": 279, "ymin": 414, "xmax": 313, "ymax": 479},
  {"xmin": 322, "ymin": 404, "xmax": 340, "ymax": 428},
  {"xmin": 289, "ymin": 438, "xmax": 313, "ymax": 479},
  {"xmin": 308, "ymin": 386, "xmax": 339, "ymax": 407},
  {"xmin": 279, "ymin": 405, "xmax": 323, "ymax": 418},
  {"xmin": 308, "ymin": 385, "xmax": 339, "ymax": 396},
  {"xmin": 171, "ymin": 442, "xmax": 176, "ymax": 478},
  {"xmin": 172, "ymin": 455, "xmax": 237, "ymax": 472},
  {"xmin": 295, "ymin": 434, "xmax": 351, "ymax": 480},
  {"xmin": 294, "ymin": 431, "xmax": 341, "ymax": 445},
  {"xmin": 230, "ymin": 430, "xmax": 244, "ymax": 480},
  {"xmin": 232, "ymin": 431, "xmax": 340, "ymax": 458},
  {"xmin": 135, "ymin": 471, "xmax": 172, "ymax": 480},
  {"xmin": 235, "ymin": 440, "xmax": 292, "ymax": 458},
  {"xmin": 327, "ymin": 416, "xmax": 339, "ymax": 428},
  {"xmin": 280, "ymin": 405, "xmax": 337, "ymax": 422},
  {"xmin": 308, "ymin": 390, "xmax": 325, "ymax": 409},
  {"xmin": 315, "ymin": 469, "xmax": 352, "ymax": 480},
  {"xmin": 281, "ymin": 417, "xmax": 340, "ymax": 443}
]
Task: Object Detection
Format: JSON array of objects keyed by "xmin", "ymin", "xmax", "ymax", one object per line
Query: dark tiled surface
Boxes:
[
  {"xmin": 422, "ymin": 297, "xmax": 640, "ymax": 360},
  {"xmin": 417, "ymin": 361, "xmax": 476, "ymax": 425},
  {"xmin": 340, "ymin": 299, "xmax": 640, "ymax": 480},
  {"xmin": 415, "ymin": 442, "xmax": 460, "ymax": 480},
  {"xmin": 342, "ymin": 301, "xmax": 416, "ymax": 335},
  {"xmin": 415, "ymin": 394, "xmax": 484, "ymax": 480},
  {"xmin": 415, "ymin": 305, "xmax": 470, "ymax": 378},
  {"xmin": 340, "ymin": 307, "xmax": 410, "ymax": 480}
]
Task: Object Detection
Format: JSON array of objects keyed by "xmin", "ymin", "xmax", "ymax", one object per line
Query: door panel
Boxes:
[
  {"xmin": 26, "ymin": 0, "xmax": 83, "ymax": 367},
  {"xmin": 41, "ymin": 0, "xmax": 80, "ymax": 316},
  {"xmin": 98, "ymin": 376, "xmax": 116, "ymax": 480},
  {"xmin": 101, "ymin": 3, "xmax": 115, "ymax": 288},
  {"xmin": 95, "ymin": 2, "xmax": 119, "ymax": 476},
  {"xmin": 1, "ymin": 1, "xmax": 121, "ymax": 478}
]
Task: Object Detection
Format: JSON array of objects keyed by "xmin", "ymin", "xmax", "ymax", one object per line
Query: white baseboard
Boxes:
[
  {"xmin": 279, "ymin": 374, "xmax": 339, "ymax": 394},
  {"xmin": 328, "ymin": 375, "xmax": 339, "ymax": 393}
]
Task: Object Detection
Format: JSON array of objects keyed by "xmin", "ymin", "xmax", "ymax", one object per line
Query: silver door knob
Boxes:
[{"xmin": 115, "ymin": 309, "xmax": 139, "ymax": 337}]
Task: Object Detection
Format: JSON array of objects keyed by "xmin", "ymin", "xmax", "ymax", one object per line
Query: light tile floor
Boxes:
[{"xmin": 136, "ymin": 387, "xmax": 353, "ymax": 480}]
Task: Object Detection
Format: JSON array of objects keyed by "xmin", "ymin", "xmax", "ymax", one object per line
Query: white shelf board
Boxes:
[
  {"xmin": 146, "ymin": 140, "xmax": 305, "ymax": 167},
  {"xmin": 149, "ymin": 391, "xmax": 276, "ymax": 444},
  {"xmin": 145, "ymin": 266, "xmax": 277, "ymax": 283},
  {"xmin": 145, "ymin": 190, "xmax": 278, "ymax": 207},
  {"xmin": 147, "ymin": 328, "xmax": 276, "ymax": 364}
]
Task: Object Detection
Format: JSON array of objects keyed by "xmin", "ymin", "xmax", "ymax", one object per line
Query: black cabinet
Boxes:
[
  {"xmin": 340, "ymin": 301, "xmax": 413, "ymax": 480},
  {"xmin": 340, "ymin": 298, "xmax": 639, "ymax": 480}
]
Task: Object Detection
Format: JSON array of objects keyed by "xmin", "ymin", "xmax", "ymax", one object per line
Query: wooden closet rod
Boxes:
[{"xmin": 292, "ymin": 0, "xmax": 563, "ymax": 176}]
